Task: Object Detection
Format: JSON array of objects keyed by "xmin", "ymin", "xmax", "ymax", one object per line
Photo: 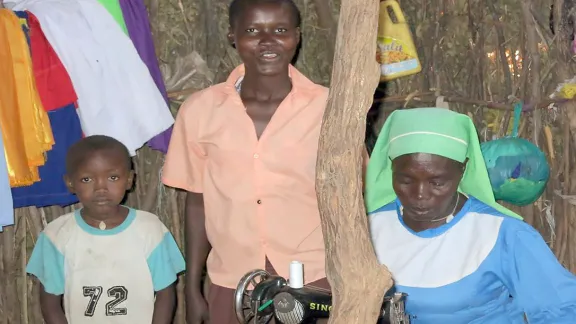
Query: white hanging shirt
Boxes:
[{"xmin": 11, "ymin": 0, "xmax": 174, "ymax": 155}]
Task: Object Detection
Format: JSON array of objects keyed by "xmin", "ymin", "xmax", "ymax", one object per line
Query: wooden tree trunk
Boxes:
[{"xmin": 315, "ymin": 0, "xmax": 393, "ymax": 323}]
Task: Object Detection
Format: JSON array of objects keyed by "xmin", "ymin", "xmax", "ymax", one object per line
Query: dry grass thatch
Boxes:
[{"xmin": 1, "ymin": 0, "xmax": 576, "ymax": 323}]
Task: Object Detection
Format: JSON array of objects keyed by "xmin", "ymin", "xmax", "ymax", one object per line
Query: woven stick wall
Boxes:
[{"xmin": 1, "ymin": 0, "xmax": 575, "ymax": 323}]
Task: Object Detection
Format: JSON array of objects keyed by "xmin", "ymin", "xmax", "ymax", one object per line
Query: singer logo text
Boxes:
[{"xmin": 309, "ymin": 303, "xmax": 332, "ymax": 312}]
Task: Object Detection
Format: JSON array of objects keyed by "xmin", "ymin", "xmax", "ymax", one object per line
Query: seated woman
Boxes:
[{"xmin": 364, "ymin": 107, "xmax": 576, "ymax": 323}]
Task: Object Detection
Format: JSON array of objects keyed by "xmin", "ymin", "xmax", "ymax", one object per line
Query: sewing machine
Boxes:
[{"xmin": 233, "ymin": 265, "xmax": 411, "ymax": 324}]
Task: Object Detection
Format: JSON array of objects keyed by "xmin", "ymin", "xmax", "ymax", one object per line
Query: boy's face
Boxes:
[
  {"xmin": 65, "ymin": 150, "xmax": 134, "ymax": 217},
  {"xmin": 229, "ymin": 2, "xmax": 300, "ymax": 77}
]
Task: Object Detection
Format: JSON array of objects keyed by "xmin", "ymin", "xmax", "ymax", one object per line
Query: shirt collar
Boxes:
[{"xmin": 224, "ymin": 64, "xmax": 317, "ymax": 93}]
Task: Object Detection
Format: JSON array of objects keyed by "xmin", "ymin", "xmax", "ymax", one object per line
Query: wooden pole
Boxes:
[{"xmin": 315, "ymin": 0, "xmax": 393, "ymax": 323}]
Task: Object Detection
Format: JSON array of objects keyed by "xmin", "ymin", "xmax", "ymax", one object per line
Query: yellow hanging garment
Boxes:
[{"xmin": 0, "ymin": 9, "xmax": 54, "ymax": 187}]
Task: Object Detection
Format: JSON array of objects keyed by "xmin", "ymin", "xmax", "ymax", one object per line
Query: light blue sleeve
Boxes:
[
  {"xmin": 147, "ymin": 232, "xmax": 186, "ymax": 291},
  {"xmin": 26, "ymin": 232, "xmax": 65, "ymax": 295},
  {"xmin": 500, "ymin": 220, "xmax": 576, "ymax": 323},
  {"xmin": 0, "ymin": 121, "xmax": 13, "ymax": 231}
]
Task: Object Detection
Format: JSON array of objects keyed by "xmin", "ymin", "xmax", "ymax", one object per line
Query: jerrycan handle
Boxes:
[{"xmin": 380, "ymin": 0, "xmax": 406, "ymax": 24}]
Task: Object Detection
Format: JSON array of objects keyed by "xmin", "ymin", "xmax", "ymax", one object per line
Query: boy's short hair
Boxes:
[
  {"xmin": 229, "ymin": 0, "xmax": 302, "ymax": 28},
  {"xmin": 65, "ymin": 135, "xmax": 131, "ymax": 175}
]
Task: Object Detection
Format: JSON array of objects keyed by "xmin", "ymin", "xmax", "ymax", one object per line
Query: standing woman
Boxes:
[
  {"xmin": 162, "ymin": 0, "xmax": 335, "ymax": 323},
  {"xmin": 365, "ymin": 107, "xmax": 576, "ymax": 323}
]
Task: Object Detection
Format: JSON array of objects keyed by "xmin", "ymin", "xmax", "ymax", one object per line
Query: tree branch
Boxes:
[
  {"xmin": 315, "ymin": 0, "xmax": 393, "ymax": 323},
  {"xmin": 376, "ymin": 91, "xmax": 575, "ymax": 111},
  {"xmin": 312, "ymin": 0, "xmax": 336, "ymax": 63},
  {"xmin": 521, "ymin": 1, "xmax": 542, "ymax": 148}
]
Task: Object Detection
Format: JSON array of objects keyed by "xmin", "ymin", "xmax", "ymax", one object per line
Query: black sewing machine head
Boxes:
[{"xmin": 233, "ymin": 269, "xmax": 411, "ymax": 324}]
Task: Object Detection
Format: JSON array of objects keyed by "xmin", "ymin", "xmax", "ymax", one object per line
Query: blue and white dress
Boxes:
[{"xmin": 369, "ymin": 196, "xmax": 576, "ymax": 323}]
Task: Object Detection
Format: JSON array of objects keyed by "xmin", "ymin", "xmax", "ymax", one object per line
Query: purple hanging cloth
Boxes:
[{"xmin": 120, "ymin": 0, "xmax": 173, "ymax": 153}]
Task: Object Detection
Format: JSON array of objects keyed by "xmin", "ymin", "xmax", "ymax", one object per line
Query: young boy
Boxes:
[
  {"xmin": 26, "ymin": 135, "xmax": 186, "ymax": 324},
  {"xmin": 162, "ymin": 0, "xmax": 340, "ymax": 323}
]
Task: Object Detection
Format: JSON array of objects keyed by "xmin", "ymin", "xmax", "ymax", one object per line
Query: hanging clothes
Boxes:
[
  {"xmin": 97, "ymin": 0, "xmax": 128, "ymax": 34},
  {"xmin": 0, "ymin": 123, "xmax": 15, "ymax": 232},
  {"xmin": 118, "ymin": 0, "xmax": 168, "ymax": 103},
  {"xmin": 10, "ymin": 12, "xmax": 80, "ymax": 208},
  {"xmin": 13, "ymin": 10, "xmax": 31, "ymax": 45},
  {"xmin": 0, "ymin": 9, "xmax": 54, "ymax": 187},
  {"xmin": 13, "ymin": 10, "xmax": 77, "ymax": 111},
  {"xmin": 27, "ymin": 11, "xmax": 78, "ymax": 111},
  {"xmin": 12, "ymin": 104, "xmax": 82, "ymax": 208},
  {"xmin": 96, "ymin": 0, "xmax": 172, "ymax": 153},
  {"xmin": 119, "ymin": 0, "xmax": 172, "ymax": 153},
  {"xmin": 11, "ymin": 0, "xmax": 174, "ymax": 156}
]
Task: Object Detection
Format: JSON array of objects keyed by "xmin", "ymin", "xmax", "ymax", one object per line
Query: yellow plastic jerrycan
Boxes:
[{"xmin": 376, "ymin": 0, "xmax": 422, "ymax": 81}]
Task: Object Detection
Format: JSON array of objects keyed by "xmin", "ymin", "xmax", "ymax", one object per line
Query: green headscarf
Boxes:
[{"xmin": 364, "ymin": 107, "xmax": 522, "ymax": 220}]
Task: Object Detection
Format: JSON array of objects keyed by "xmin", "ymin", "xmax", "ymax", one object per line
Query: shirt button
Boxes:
[
  {"xmin": 257, "ymin": 199, "xmax": 262, "ymax": 204},
  {"xmin": 253, "ymin": 153, "xmax": 259, "ymax": 159}
]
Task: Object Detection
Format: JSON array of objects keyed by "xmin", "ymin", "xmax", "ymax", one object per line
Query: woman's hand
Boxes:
[{"xmin": 186, "ymin": 289, "xmax": 210, "ymax": 324}]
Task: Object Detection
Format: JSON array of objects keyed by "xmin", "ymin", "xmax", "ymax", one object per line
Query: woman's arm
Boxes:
[
  {"xmin": 152, "ymin": 283, "xmax": 177, "ymax": 324},
  {"xmin": 184, "ymin": 192, "xmax": 212, "ymax": 324},
  {"xmin": 501, "ymin": 221, "xmax": 576, "ymax": 323},
  {"xmin": 40, "ymin": 284, "xmax": 68, "ymax": 324}
]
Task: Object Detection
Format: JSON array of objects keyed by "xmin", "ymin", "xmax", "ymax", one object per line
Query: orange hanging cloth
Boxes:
[{"xmin": 0, "ymin": 9, "xmax": 54, "ymax": 187}]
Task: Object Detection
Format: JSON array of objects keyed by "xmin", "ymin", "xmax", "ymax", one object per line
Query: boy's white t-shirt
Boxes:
[{"xmin": 27, "ymin": 208, "xmax": 185, "ymax": 323}]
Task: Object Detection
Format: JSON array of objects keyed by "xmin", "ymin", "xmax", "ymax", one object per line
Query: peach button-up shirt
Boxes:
[{"xmin": 162, "ymin": 65, "xmax": 329, "ymax": 289}]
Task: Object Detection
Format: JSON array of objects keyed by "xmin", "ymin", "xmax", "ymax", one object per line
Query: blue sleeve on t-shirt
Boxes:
[
  {"xmin": 147, "ymin": 232, "xmax": 186, "ymax": 291},
  {"xmin": 26, "ymin": 232, "xmax": 65, "ymax": 295}
]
